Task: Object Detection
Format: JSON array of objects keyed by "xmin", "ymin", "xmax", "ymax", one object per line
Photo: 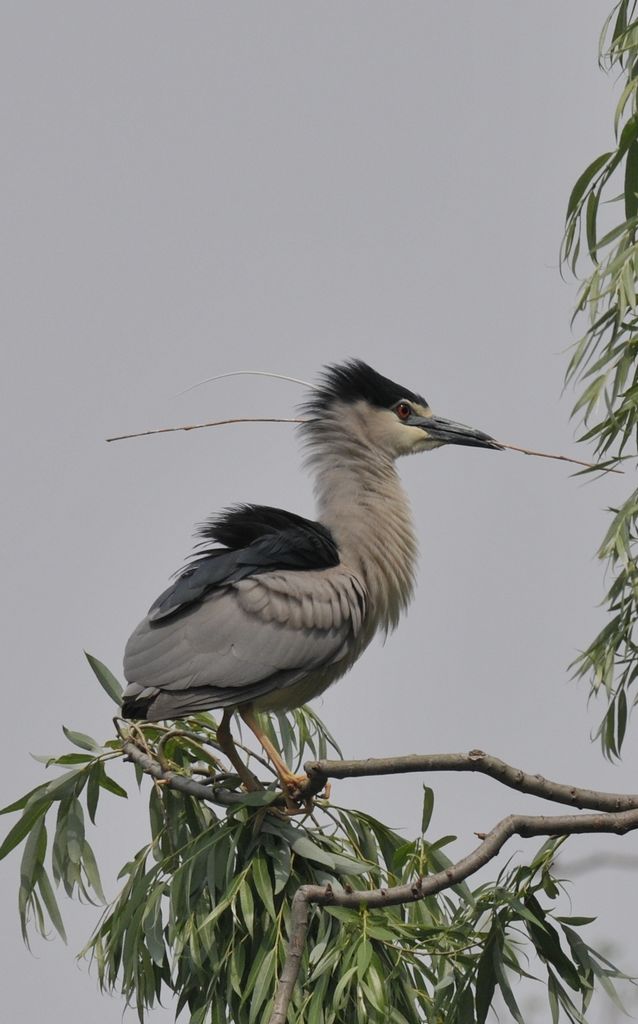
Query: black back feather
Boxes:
[
  {"xmin": 199, "ymin": 504, "xmax": 334, "ymax": 550},
  {"xmin": 304, "ymin": 359, "xmax": 428, "ymax": 416},
  {"xmin": 147, "ymin": 504, "xmax": 339, "ymax": 623}
]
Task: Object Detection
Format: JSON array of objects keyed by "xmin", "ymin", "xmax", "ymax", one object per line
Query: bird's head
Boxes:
[{"xmin": 303, "ymin": 359, "xmax": 502, "ymax": 460}]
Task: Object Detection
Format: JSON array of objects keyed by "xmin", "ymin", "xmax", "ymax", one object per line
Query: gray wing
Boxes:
[{"xmin": 122, "ymin": 567, "xmax": 367, "ymax": 720}]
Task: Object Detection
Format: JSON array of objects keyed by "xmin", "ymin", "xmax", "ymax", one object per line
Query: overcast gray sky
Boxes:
[{"xmin": 2, "ymin": 2, "xmax": 636, "ymax": 1021}]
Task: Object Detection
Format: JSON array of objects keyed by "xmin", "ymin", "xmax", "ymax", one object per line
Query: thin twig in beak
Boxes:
[
  {"xmin": 104, "ymin": 416, "xmax": 624, "ymax": 474},
  {"xmin": 497, "ymin": 441, "xmax": 623, "ymax": 474}
]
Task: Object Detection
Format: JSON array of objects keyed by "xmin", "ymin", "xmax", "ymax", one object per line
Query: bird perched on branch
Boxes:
[{"xmin": 122, "ymin": 360, "xmax": 501, "ymax": 800}]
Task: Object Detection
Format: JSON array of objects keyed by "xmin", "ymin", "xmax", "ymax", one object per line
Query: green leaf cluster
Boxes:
[
  {"xmin": 0, "ymin": 726, "xmax": 125, "ymax": 946},
  {"xmin": 1, "ymin": 660, "xmax": 630, "ymax": 1023},
  {"xmin": 562, "ymin": 0, "xmax": 638, "ymax": 755}
]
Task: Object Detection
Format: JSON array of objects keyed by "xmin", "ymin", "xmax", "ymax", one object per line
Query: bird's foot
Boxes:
[{"xmin": 275, "ymin": 772, "xmax": 315, "ymax": 815}]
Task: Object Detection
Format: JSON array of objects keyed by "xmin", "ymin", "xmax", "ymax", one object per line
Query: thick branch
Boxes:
[
  {"xmin": 304, "ymin": 749, "xmax": 638, "ymax": 812},
  {"xmin": 269, "ymin": 806, "xmax": 638, "ymax": 1024},
  {"xmin": 124, "ymin": 738, "xmax": 638, "ymax": 818}
]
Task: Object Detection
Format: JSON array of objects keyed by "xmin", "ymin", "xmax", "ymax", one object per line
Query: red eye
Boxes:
[{"xmin": 396, "ymin": 402, "xmax": 412, "ymax": 420}]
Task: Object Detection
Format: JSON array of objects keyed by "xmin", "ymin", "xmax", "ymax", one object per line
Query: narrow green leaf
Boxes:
[
  {"xmin": 556, "ymin": 917, "xmax": 596, "ymax": 927},
  {"xmin": 566, "ymin": 152, "xmax": 612, "ymax": 220},
  {"xmin": 475, "ymin": 936, "xmax": 497, "ymax": 1024},
  {"xmin": 252, "ymin": 855, "xmax": 276, "ymax": 921},
  {"xmin": 360, "ymin": 969, "xmax": 386, "ymax": 1014},
  {"xmin": 81, "ymin": 840, "xmax": 106, "ymax": 902},
  {"xmin": 0, "ymin": 786, "xmax": 45, "ymax": 816},
  {"xmin": 547, "ymin": 971, "xmax": 561, "ymax": 1024},
  {"xmin": 618, "ymin": 112, "xmax": 638, "ymax": 158},
  {"xmin": 42, "ymin": 767, "xmax": 89, "ymax": 803},
  {"xmin": 230, "ymin": 939, "xmax": 246, "ymax": 997},
  {"xmin": 0, "ymin": 803, "xmax": 48, "ymax": 861},
  {"xmin": 595, "ymin": 964, "xmax": 631, "ymax": 1014},
  {"xmin": 65, "ymin": 799, "xmax": 85, "ymax": 865},
  {"xmin": 525, "ymin": 897, "xmax": 582, "ymax": 992},
  {"xmin": 19, "ymin": 816, "xmax": 46, "ymax": 897},
  {"xmin": 291, "ymin": 833, "xmax": 367, "ymax": 875},
  {"xmin": 333, "ymin": 965, "xmax": 358, "ymax": 1010},
  {"xmin": 87, "ymin": 765, "xmax": 100, "ymax": 825},
  {"xmin": 307, "ymin": 983, "xmax": 326, "ymax": 1024},
  {"xmin": 37, "ymin": 869, "xmax": 67, "ymax": 942},
  {"xmin": 239, "ymin": 876, "xmax": 254, "ymax": 935},
  {"xmin": 325, "ymin": 907, "xmax": 360, "ymax": 924},
  {"xmin": 421, "ymin": 786, "xmax": 434, "ymax": 835},
  {"xmin": 356, "ymin": 938, "xmax": 372, "ymax": 980},
  {"xmin": 198, "ymin": 868, "xmax": 249, "ymax": 929},
  {"xmin": 241, "ymin": 938, "xmax": 268, "ymax": 1002},
  {"xmin": 84, "ymin": 652, "xmax": 123, "ymax": 705},
  {"xmin": 365, "ymin": 923, "xmax": 397, "ymax": 942},
  {"xmin": 248, "ymin": 947, "xmax": 275, "ymax": 1024},
  {"xmin": 62, "ymin": 726, "xmax": 102, "ymax": 752},
  {"xmin": 38, "ymin": 753, "xmax": 93, "ymax": 767},
  {"xmin": 271, "ymin": 842, "xmax": 292, "ymax": 894},
  {"xmin": 493, "ymin": 941, "xmax": 525, "ymax": 1024},
  {"xmin": 98, "ymin": 766, "xmax": 128, "ymax": 799},
  {"xmin": 142, "ymin": 888, "xmax": 166, "ymax": 966},
  {"xmin": 617, "ymin": 689, "xmax": 628, "ymax": 748}
]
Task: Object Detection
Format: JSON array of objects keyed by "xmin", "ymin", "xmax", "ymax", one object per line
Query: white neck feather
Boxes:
[{"xmin": 301, "ymin": 413, "xmax": 419, "ymax": 632}]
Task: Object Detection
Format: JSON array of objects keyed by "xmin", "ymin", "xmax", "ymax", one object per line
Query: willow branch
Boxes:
[
  {"xmin": 124, "ymin": 738, "xmax": 638, "ymax": 816},
  {"xmin": 269, "ymin": 806, "xmax": 638, "ymax": 1024},
  {"xmin": 303, "ymin": 748, "xmax": 638, "ymax": 811},
  {"xmin": 122, "ymin": 740, "xmax": 244, "ymax": 807},
  {"xmin": 120, "ymin": 735, "xmax": 638, "ymax": 1022}
]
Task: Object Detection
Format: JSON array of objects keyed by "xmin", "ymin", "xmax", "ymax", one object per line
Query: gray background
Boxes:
[{"xmin": 1, "ymin": 2, "xmax": 636, "ymax": 1020}]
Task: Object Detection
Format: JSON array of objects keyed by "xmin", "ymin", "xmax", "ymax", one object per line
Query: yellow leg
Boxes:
[
  {"xmin": 217, "ymin": 709, "xmax": 263, "ymax": 792},
  {"xmin": 240, "ymin": 708, "xmax": 308, "ymax": 797}
]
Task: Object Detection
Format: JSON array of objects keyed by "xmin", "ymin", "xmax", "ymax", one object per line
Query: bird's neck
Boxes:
[{"xmin": 303, "ymin": 422, "xmax": 418, "ymax": 632}]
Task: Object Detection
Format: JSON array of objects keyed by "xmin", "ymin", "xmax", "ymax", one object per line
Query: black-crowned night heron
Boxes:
[{"xmin": 122, "ymin": 360, "xmax": 501, "ymax": 798}]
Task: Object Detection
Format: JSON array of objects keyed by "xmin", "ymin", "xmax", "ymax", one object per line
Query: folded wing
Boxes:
[{"xmin": 121, "ymin": 505, "xmax": 366, "ymax": 720}]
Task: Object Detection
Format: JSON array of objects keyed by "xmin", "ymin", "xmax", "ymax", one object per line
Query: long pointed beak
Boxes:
[{"xmin": 414, "ymin": 414, "xmax": 503, "ymax": 450}]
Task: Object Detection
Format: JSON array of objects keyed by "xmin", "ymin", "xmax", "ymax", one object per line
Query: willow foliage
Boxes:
[
  {"xmin": 0, "ymin": 657, "xmax": 629, "ymax": 1023},
  {"xmin": 563, "ymin": 0, "xmax": 638, "ymax": 756}
]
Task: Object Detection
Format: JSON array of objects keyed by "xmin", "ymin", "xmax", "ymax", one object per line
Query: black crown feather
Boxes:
[{"xmin": 303, "ymin": 359, "xmax": 428, "ymax": 416}]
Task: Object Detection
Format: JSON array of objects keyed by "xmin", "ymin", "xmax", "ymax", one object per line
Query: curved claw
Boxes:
[{"xmin": 281, "ymin": 773, "xmax": 313, "ymax": 814}]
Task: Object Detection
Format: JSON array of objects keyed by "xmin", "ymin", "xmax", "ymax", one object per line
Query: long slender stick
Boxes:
[
  {"xmin": 105, "ymin": 415, "xmax": 623, "ymax": 473},
  {"xmin": 105, "ymin": 417, "xmax": 303, "ymax": 442}
]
